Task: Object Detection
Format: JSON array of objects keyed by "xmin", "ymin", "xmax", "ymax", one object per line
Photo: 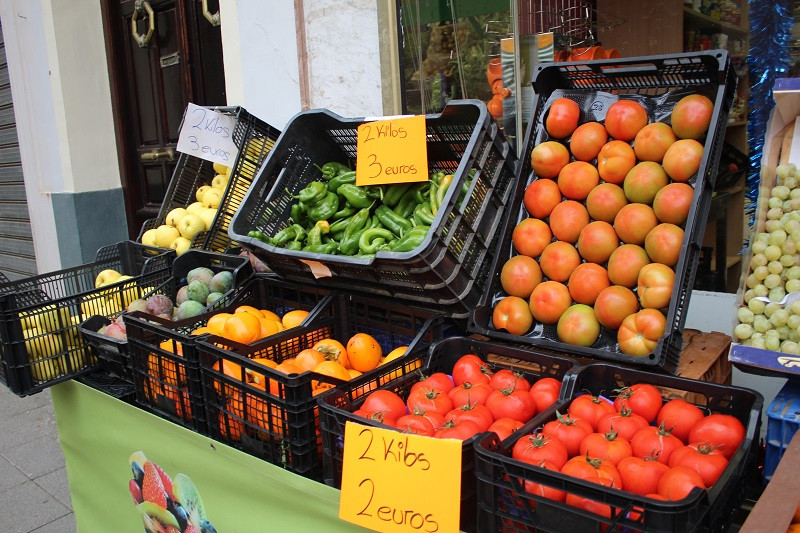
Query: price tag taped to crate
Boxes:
[
  {"xmin": 339, "ymin": 421, "xmax": 461, "ymax": 532},
  {"xmin": 356, "ymin": 115, "xmax": 429, "ymax": 186},
  {"xmin": 176, "ymin": 103, "xmax": 239, "ymax": 167}
]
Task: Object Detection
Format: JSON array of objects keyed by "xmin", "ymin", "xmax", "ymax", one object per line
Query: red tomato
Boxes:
[
  {"xmin": 394, "ymin": 413, "xmax": 435, "ymax": 436},
  {"xmin": 451, "ymin": 354, "xmax": 492, "ymax": 386},
  {"xmin": 657, "ymin": 466, "xmax": 705, "ymax": 501},
  {"xmin": 668, "ymin": 443, "xmax": 729, "ymax": 487},
  {"xmin": 613, "ymin": 384, "xmax": 663, "ymax": 423},
  {"xmin": 529, "ymin": 383, "xmax": 560, "ymax": 414},
  {"xmin": 617, "ymin": 308, "xmax": 667, "ymax": 356},
  {"xmin": 687, "ymin": 414, "xmax": 746, "ymax": 460},
  {"xmin": 417, "ymin": 408, "xmax": 445, "ymax": 431},
  {"xmin": 488, "ymin": 417, "xmax": 524, "ymax": 441},
  {"xmin": 493, "ymin": 296, "xmax": 534, "ymax": 336},
  {"xmin": 546, "ymin": 97, "xmax": 581, "ymax": 139},
  {"xmin": 433, "ymin": 419, "xmax": 482, "ymax": 441},
  {"xmin": 523, "ymin": 460, "xmax": 566, "ymax": 502},
  {"xmin": 627, "ymin": 493, "xmax": 668, "ymax": 522},
  {"xmin": 560, "ymin": 455, "xmax": 622, "ymax": 488},
  {"xmin": 568, "ymin": 394, "xmax": 616, "ymax": 430},
  {"xmin": 542, "ymin": 412, "xmax": 593, "ymax": 457},
  {"xmin": 490, "ymin": 369, "xmax": 531, "ymax": 392},
  {"xmin": 448, "ymin": 381, "xmax": 493, "ymax": 408},
  {"xmin": 406, "ymin": 387, "xmax": 453, "ymax": 416},
  {"xmin": 617, "ymin": 456, "xmax": 670, "ymax": 495},
  {"xmin": 511, "ymin": 433, "xmax": 569, "ymax": 469},
  {"xmin": 596, "ymin": 407, "xmax": 649, "ymax": 441},
  {"xmin": 361, "ymin": 390, "xmax": 406, "ymax": 423},
  {"xmin": 444, "ymin": 402, "xmax": 494, "ymax": 432},
  {"xmin": 417, "ymin": 372, "xmax": 455, "ymax": 394},
  {"xmin": 485, "ymin": 386, "xmax": 537, "ymax": 423},
  {"xmin": 352, "ymin": 408, "xmax": 397, "ymax": 426},
  {"xmin": 531, "ymin": 377, "xmax": 561, "ymax": 394},
  {"xmin": 630, "ymin": 424, "xmax": 683, "ymax": 464},
  {"xmin": 656, "ymin": 399, "xmax": 705, "ymax": 444},
  {"xmin": 565, "ymin": 477, "xmax": 615, "ymax": 519},
  {"xmin": 579, "ymin": 430, "xmax": 633, "ymax": 465}
]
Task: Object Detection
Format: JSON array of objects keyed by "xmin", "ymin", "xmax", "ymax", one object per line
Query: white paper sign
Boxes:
[{"xmin": 176, "ymin": 103, "xmax": 239, "ymax": 166}]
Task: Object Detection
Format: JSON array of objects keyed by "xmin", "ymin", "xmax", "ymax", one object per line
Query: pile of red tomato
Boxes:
[
  {"xmin": 352, "ymin": 353, "xmax": 562, "ymax": 441},
  {"xmin": 493, "ymin": 93, "xmax": 715, "ymax": 356},
  {"xmin": 508, "ymin": 383, "xmax": 746, "ymax": 517}
]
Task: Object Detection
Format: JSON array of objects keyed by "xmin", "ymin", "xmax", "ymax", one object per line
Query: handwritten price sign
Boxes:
[
  {"xmin": 355, "ymin": 115, "xmax": 429, "ymax": 186},
  {"xmin": 176, "ymin": 103, "xmax": 239, "ymax": 167},
  {"xmin": 339, "ymin": 421, "xmax": 461, "ymax": 533}
]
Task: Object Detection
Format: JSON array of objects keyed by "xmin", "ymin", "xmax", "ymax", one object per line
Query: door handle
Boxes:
[
  {"xmin": 140, "ymin": 147, "xmax": 175, "ymax": 162},
  {"xmin": 201, "ymin": 0, "xmax": 220, "ymax": 26},
  {"xmin": 131, "ymin": 0, "xmax": 155, "ymax": 48}
]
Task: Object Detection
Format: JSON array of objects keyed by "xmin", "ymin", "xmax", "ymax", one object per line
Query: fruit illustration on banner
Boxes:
[{"xmin": 128, "ymin": 451, "xmax": 216, "ymax": 533}]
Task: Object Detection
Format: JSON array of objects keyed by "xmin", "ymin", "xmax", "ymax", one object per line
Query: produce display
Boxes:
[
  {"xmin": 491, "ymin": 92, "xmax": 713, "ymax": 356},
  {"xmin": 245, "ymin": 162, "xmax": 462, "ymax": 256},
  {"xmin": 141, "ymin": 162, "xmax": 233, "ymax": 256},
  {"xmin": 733, "ymin": 162, "xmax": 800, "ymax": 354},
  {"xmin": 352, "ymin": 353, "xmax": 563, "ymax": 440}
]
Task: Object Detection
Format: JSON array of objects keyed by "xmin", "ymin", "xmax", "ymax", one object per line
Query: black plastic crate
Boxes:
[
  {"xmin": 125, "ymin": 274, "xmax": 330, "ymax": 434},
  {"xmin": 229, "ymin": 100, "xmax": 518, "ymax": 319},
  {"xmin": 0, "ymin": 241, "xmax": 175, "ymax": 396},
  {"xmin": 475, "ymin": 363, "xmax": 762, "ymax": 533},
  {"xmin": 714, "ymin": 141, "xmax": 748, "ymax": 191},
  {"xmin": 76, "ymin": 368, "xmax": 137, "ymax": 405},
  {"xmin": 138, "ymin": 106, "xmax": 280, "ymax": 253},
  {"xmin": 319, "ymin": 336, "xmax": 577, "ymax": 532},
  {"xmin": 469, "ymin": 51, "xmax": 737, "ymax": 374},
  {"xmin": 197, "ymin": 293, "xmax": 444, "ymax": 481},
  {"xmin": 79, "ymin": 249, "xmax": 253, "ymax": 381}
]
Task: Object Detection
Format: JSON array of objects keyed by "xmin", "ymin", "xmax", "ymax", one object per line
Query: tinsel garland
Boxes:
[{"xmin": 746, "ymin": 0, "xmax": 792, "ymax": 226}]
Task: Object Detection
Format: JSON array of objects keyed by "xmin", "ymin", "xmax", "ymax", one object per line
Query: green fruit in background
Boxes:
[
  {"xmin": 208, "ymin": 271, "xmax": 233, "ymax": 294},
  {"xmin": 138, "ymin": 501, "xmax": 180, "ymax": 530},
  {"xmin": 175, "ymin": 300, "xmax": 205, "ymax": 321},
  {"xmin": 186, "ymin": 267, "xmax": 214, "ymax": 286},
  {"xmin": 186, "ymin": 281, "xmax": 210, "ymax": 304},
  {"xmin": 206, "ymin": 292, "xmax": 224, "ymax": 306},
  {"xmin": 173, "ymin": 473, "xmax": 207, "ymax": 526}
]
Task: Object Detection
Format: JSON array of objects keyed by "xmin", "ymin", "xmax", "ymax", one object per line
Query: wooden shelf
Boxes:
[{"xmin": 683, "ymin": 7, "xmax": 748, "ymax": 36}]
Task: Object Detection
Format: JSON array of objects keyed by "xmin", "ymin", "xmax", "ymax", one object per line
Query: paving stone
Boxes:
[
  {"xmin": 0, "ymin": 454, "xmax": 27, "ymax": 492},
  {"xmin": 0, "ymin": 404, "xmax": 58, "ymax": 453},
  {"xmin": 0, "ymin": 480, "xmax": 69, "ymax": 533},
  {"xmin": 29, "ymin": 513, "xmax": 76, "ymax": 533},
  {"xmin": 3, "ymin": 435, "xmax": 66, "ymax": 479},
  {"xmin": 0, "ymin": 386, "xmax": 53, "ymax": 420},
  {"xmin": 34, "ymin": 467, "xmax": 73, "ymax": 511}
]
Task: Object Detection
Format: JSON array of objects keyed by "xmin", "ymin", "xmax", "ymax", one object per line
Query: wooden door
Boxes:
[{"xmin": 102, "ymin": 0, "xmax": 226, "ymax": 238}]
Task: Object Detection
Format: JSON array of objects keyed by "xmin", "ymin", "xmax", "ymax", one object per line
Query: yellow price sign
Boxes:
[
  {"xmin": 356, "ymin": 115, "xmax": 429, "ymax": 186},
  {"xmin": 339, "ymin": 421, "xmax": 462, "ymax": 533}
]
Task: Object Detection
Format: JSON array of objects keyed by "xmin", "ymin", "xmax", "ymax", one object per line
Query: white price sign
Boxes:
[{"xmin": 176, "ymin": 103, "xmax": 239, "ymax": 166}]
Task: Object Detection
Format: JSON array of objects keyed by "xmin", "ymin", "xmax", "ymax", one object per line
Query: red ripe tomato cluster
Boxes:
[
  {"xmin": 509, "ymin": 383, "xmax": 746, "ymax": 516},
  {"xmin": 493, "ymin": 94, "xmax": 715, "ymax": 356},
  {"xmin": 353, "ymin": 354, "xmax": 563, "ymax": 441}
]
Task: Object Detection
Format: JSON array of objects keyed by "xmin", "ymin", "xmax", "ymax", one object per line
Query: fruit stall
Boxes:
[{"xmin": 4, "ymin": 48, "xmax": 800, "ymax": 533}]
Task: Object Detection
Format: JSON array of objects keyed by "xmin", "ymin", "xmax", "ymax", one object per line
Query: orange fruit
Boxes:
[
  {"xmin": 207, "ymin": 313, "xmax": 232, "ymax": 336},
  {"xmin": 235, "ymin": 305, "xmax": 265, "ymax": 319},
  {"xmin": 190, "ymin": 326, "xmax": 211, "ymax": 336},
  {"xmin": 271, "ymin": 360, "xmax": 304, "ymax": 397},
  {"xmin": 282, "ymin": 309, "xmax": 309, "ymax": 329},
  {"xmin": 348, "ymin": 368, "xmax": 363, "ymax": 379},
  {"xmin": 222, "ymin": 313, "xmax": 261, "ymax": 343},
  {"xmin": 312, "ymin": 338, "xmax": 349, "ymax": 368},
  {"xmin": 258, "ymin": 318, "xmax": 285, "ymax": 339},
  {"xmin": 295, "ymin": 348, "xmax": 327, "ymax": 372},
  {"xmin": 260, "ymin": 309, "xmax": 281, "ymax": 322},
  {"xmin": 347, "ymin": 333, "xmax": 383, "ymax": 372},
  {"xmin": 212, "ymin": 359, "xmax": 243, "ymax": 396},
  {"xmin": 159, "ymin": 339, "xmax": 183, "ymax": 356},
  {"xmin": 313, "ymin": 360, "xmax": 351, "ymax": 388},
  {"xmin": 383, "ymin": 346, "xmax": 408, "ymax": 365}
]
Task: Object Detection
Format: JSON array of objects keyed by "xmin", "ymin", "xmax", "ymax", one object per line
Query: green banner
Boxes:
[{"xmin": 51, "ymin": 381, "xmax": 363, "ymax": 532}]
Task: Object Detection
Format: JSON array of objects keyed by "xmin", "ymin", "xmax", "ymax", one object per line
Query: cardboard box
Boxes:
[{"xmin": 728, "ymin": 78, "xmax": 800, "ymax": 377}]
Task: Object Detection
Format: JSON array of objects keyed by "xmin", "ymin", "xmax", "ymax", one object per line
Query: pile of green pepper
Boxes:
[{"xmin": 246, "ymin": 161, "xmax": 459, "ymax": 258}]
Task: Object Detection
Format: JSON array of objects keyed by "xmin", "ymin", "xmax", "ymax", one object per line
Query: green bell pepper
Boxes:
[
  {"xmin": 271, "ymin": 225, "xmax": 298, "ymax": 246},
  {"xmin": 328, "ymin": 172, "xmax": 357, "ymax": 194},
  {"xmin": 317, "ymin": 162, "xmax": 351, "ymax": 180},
  {"xmin": 293, "ymin": 181, "xmax": 327, "ymax": 204},
  {"xmin": 305, "ymin": 220, "xmax": 330, "ymax": 247},
  {"xmin": 338, "ymin": 208, "xmax": 371, "ymax": 256},
  {"xmin": 391, "ymin": 226, "xmax": 429, "ymax": 252},
  {"xmin": 307, "ymin": 191, "xmax": 339, "ymax": 221},
  {"xmin": 337, "ymin": 184, "xmax": 375, "ymax": 209},
  {"xmin": 358, "ymin": 228, "xmax": 394, "ymax": 255},
  {"xmin": 383, "ymin": 183, "xmax": 413, "ymax": 207},
  {"xmin": 412, "ymin": 203, "xmax": 435, "ymax": 227},
  {"xmin": 375, "ymin": 205, "xmax": 412, "ymax": 237}
]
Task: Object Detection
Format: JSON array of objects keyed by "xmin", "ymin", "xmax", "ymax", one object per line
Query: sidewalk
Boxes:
[{"xmin": 0, "ymin": 384, "xmax": 76, "ymax": 532}]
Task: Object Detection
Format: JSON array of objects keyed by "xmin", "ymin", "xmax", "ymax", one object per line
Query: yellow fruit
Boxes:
[
  {"xmin": 141, "ymin": 229, "xmax": 158, "ymax": 247},
  {"xmin": 282, "ymin": 310, "xmax": 309, "ymax": 329},
  {"xmin": 154, "ymin": 225, "xmax": 180, "ymax": 248},
  {"xmin": 185, "ymin": 202, "xmax": 204, "ymax": 214},
  {"xmin": 165, "ymin": 208, "xmax": 187, "ymax": 227},
  {"xmin": 170, "ymin": 236, "xmax": 192, "ymax": 256},
  {"xmin": 30, "ymin": 357, "xmax": 63, "ymax": 382},
  {"xmin": 36, "ymin": 305, "xmax": 73, "ymax": 333},
  {"xmin": 211, "ymin": 174, "xmax": 229, "ymax": 190},
  {"xmin": 60, "ymin": 347, "xmax": 88, "ymax": 373},
  {"xmin": 20, "ymin": 311, "xmax": 37, "ymax": 331},
  {"xmin": 110, "ymin": 276, "xmax": 140, "ymax": 308},
  {"xmin": 195, "ymin": 185, "xmax": 212, "ymax": 202},
  {"xmin": 24, "ymin": 328, "xmax": 64, "ymax": 360},
  {"xmin": 202, "ymin": 188, "xmax": 223, "ymax": 209},
  {"xmin": 95, "ymin": 269, "xmax": 122, "ymax": 288},
  {"xmin": 213, "ymin": 162, "xmax": 230, "ymax": 175}
]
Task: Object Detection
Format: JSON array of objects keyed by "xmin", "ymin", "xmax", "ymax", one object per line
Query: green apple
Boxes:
[
  {"xmin": 154, "ymin": 225, "xmax": 180, "ymax": 248},
  {"xmin": 170, "ymin": 236, "xmax": 191, "ymax": 256},
  {"xmin": 165, "ymin": 207, "xmax": 187, "ymax": 227},
  {"xmin": 195, "ymin": 185, "xmax": 212, "ymax": 202},
  {"xmin": 177, "ymin": 213, "xmax": 205, "ymax": 240},
  {"xmin": 95, "ymin": 269, "xmax": 122, "ymax": 288},
  {"xmin": 202, "ymin": 188, "xmax": 222, "ymax": 209},
  {"xmin": 185, "ymin": 201, "xmax": 204, "ymax": 214},
  {"xmin": 141, "ymin": 228, "xmax": 158, "ymax": 247},
  {"xmin": 197, "ymin": 207, "xmax": 217, "ymax": 231},
  {"xmin": 211, "ymin": 173, "xmax": 229, "ymax": 190},
  {"xmin": 37, "ymin": 305, "xmax": 73, "ymax": 333}
]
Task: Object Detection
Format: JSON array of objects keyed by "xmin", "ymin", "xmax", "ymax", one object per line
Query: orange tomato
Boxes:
[
  {"xmin": 312, "ymin": 360, "xmax": 351, "ymax": 388},
  {"xmin": 207, "ymin": 313, "xmax": 232, "ymax": 336},
  {"xmin": 347, "ymin": 333, "xmax": 383, "ymax": 372},
  {"xmin": 282, "ymin": 309, "xmax": 309, "ymax": 329},
  {"xmin": 258, "ymin": 318, "xmax": 285, "ymax": 338},
  {"xmin": 235, "ymin": 305, "xmax": 265, "ymax": 319},
  {"xmin": 295, "ymin": 348, "xmax": 327, "ymax": 372},
  {"xmin": 223, "ymin": 313, "xmax": 261, "ymax": 343},
  {"xmin": 312, "ymin": 338, "xmax": 349, "ymax": 368}
]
